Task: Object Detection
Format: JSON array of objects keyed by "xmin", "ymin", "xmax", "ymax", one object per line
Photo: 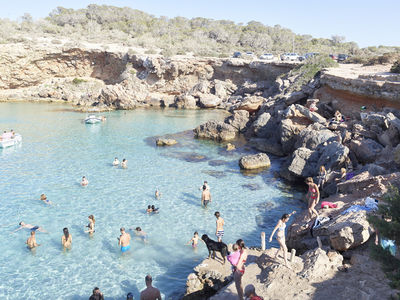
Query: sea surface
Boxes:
[{"xmin": 0, "ymin": 102, "xmax": 304, "ymax": 299}]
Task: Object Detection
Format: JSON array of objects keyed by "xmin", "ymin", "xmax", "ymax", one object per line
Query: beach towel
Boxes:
[
  {"xmin": 365, "ymin": 197, "xmax": 378, "ymax": 210},
  {"xmin": 321, "ymin": 201, "xmax": 337, "ymax": 209},
  {"xmin": 381, "ymin": 238, "xmax": 397, "ymax": 256},
  {"xmin": 341, "ymin": 205, "xmax": 372, "ymax": 214}
]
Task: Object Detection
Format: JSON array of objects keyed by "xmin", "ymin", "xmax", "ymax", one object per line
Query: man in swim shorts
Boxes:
[
  {"xmin": 215, "ymin": 211, "xmax": 225, "ymax": 242},
  {"xmin": 201, "ymin": 185, "xmax": 211, "ymax": 207},
  {"xmin": 26, "ymin": 231, "xmax": 40, "ymax": 249},
  {"xmin": 118, "ymin": 227, "xmax": 131, "ymax": 253},
  {"xmin": 13, "ymin": 222, "xmax": 47, "ymax": 233}
]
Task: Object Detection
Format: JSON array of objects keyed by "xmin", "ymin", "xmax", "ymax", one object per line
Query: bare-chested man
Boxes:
[
  {"xmin": 118, "ymin": 227, "xmax": 131, "ymax": 253},
  {"xmin": 201, "ymin": 185, "xmax": 211, "ymax": 207},
  {"xmin": 215, "ymin": 211, "xmax": 225, "ymax": 242},
  {"xmin": 26, "ymin": 231, "xmax": 40, "ymax": 249},
  {"xmin": 140, "ymin": 275, "xmax": 161, "ymax": 300},
  {"xmin": 13, "ymin": 222, "xmax": 47, "ymax": 233}
]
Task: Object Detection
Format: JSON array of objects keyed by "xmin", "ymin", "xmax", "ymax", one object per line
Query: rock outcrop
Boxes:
[
  {"xmin": 239, "ymin": 153, "xmax": 271, "ymax": 170},
  {"xmin": 156, "ymin": 138, "xmax": 178, "ymax": 146}
]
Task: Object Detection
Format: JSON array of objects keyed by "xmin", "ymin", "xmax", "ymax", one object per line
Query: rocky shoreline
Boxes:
[{"xmin": 1, "ymin": 44, "xmax": 400, "ymax": 298}]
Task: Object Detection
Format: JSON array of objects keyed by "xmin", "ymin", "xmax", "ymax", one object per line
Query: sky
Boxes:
[{"xmin": 1, "ymin": 0, "xmax": 399, "ymax": 48}]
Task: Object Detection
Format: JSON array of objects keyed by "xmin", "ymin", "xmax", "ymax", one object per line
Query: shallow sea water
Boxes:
[{"xmin": 0, "ymin": 102, "xmax": 305, "ymax": 299}]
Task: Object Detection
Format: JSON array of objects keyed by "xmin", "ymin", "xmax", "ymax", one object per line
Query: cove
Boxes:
[{"xmin": 0, "ymin": 102, "xmax": 304, "ymax": 299}]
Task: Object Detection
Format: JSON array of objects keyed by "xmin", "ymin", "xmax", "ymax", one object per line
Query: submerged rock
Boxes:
[
  {"xmin": 156, "ymin": 138, "xmax": 178, "ymax": 146},
  {"xmin": 241, "ymin": 183, "xmax": 262, "ymax": 190},
  {"xmin": 208, "ymin": 160, "xmax": 228, "ymax": 166},
  {"xmin": 201, "ymin": 170, "xmax": 226, "ymax": 178},
  {"xmin": 239, "ymin": 153, "xmax": 271, "ymax": 170}
]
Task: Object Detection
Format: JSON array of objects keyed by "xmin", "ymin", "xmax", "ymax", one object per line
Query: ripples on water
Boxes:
[{"xmin": 0, "ymin": 103, "xmax": 304, "ymax": 299}]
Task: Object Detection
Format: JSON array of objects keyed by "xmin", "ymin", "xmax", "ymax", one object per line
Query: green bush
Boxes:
[
  {"xmin": 72, "ymin": 78, "xmax": 86, "ymax": 85},
  {"xmin": 391, "ymin": 60, "xmax": 400, "ymax": 73}
]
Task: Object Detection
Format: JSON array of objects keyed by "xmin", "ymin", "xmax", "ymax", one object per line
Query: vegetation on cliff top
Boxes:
[
  {"xmin": 0, "ymin": 5, "xmax": 399, "ymax": 58},
  {"xmin": 368, "ymin": 187, "xmax": 400, "ymax": 291}
]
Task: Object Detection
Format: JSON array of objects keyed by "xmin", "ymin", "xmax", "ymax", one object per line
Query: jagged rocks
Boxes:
[
  {"xmin": 249, "ymin": 138, "xmax": 284, "ymax": 156},
  {"xmin": 295, "ymin": 123, "xmax": 336, "ymax": 150},
  {"xmin": 239, "ymin": 153, "xmax": 271, "ymax": 170},
  {"xmin": 279, "ymin": 118, "xmax": 307, "ymax": 154},
  {"xmin": 299, "ymin": 248, "xmax": 343, "ymax": 280},
  {"xmin": 174, "ymin": 95, "xmax": 198, "ymax": 109},
  {"xmin": 285, "ymin": 104, "xmax": 327, "ymax": 124},
  {"xmin": 234, "ymin": 96, "xmax": 265, "ymax": 113},
  {"xmin": 156, "ymin": 138, "xmax": 178, "ymax": 146},
  {"xmin": 329, "ymin": 211, "xmax": 373, "ymax": 251},
  {"xmin": 198, "ymin": 94, "xmax": 222, "ymax": 108},
  {"xmin": 194, "ymin": 120, "xmax": 236, "ymax": 141},
  {"xmin": 225, "ymin": 110, "xmax": 250, "ymax": 133},
  {"xmin": 349, "ymin": 138, "xmax": 384, "ymax": 164}
]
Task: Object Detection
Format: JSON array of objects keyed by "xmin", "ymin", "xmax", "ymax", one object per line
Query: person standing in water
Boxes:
[
  {"xmin": 118, "ymin": 227, "xmax": 131, "ymax": 253},
  {"xmin": 81, "ymin": 176, "xmax": 89, "ymax": 186},
  {"xmin": 26, "ymin": 231, "xmax": 40, "ymax": 249},
  {"xmin": 121, "ymin": 159, "xmax": 128, "ymax": 169},
  {"xmin": 134, "ymin": 227, "xmax": 148, "ymax": 243},
  {"xmin": 85, "ymin": 215, "xmax": 95, "ymax": 234},
  {"xmin": 155, "ymin": 189, "xmax": 161, "ymax": 200},
  {"xmin": 140, "ymin": 275, "xmax": 161, "ymax": 300},
  {"xmin": 62, "ymin": 227, "xmax": 72, "ymax": 250},
  {"xmin": 186, "ymin": 232, "xmax": 200, "ymax": 249},
  {"xmin": 305, "ymin": 177, "xmax": 319, "ymax": 221},
  {"xmin": 269, "ymin": 211, "xmax": 296, "ymax": 269},
  {"xmin": 215, "ymin": 212, "xmax": 224, "ymax": 242},
  {"xmin": 113, "ymin": 157, "xmax": 120, "ymax": 166},
  {"xmin": 201, "ymin": 185, "xmax": 211, "ymax": 207},
  {"xmin": 199, "ymin": 181, "xmax": 210, "ymax": 191}
]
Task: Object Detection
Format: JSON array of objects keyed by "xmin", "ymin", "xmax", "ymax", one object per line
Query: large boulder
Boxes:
[
  {"xmin": 316, "ymin": 141, "xmax": 349, "ymax": 171},
  {"xmin": 225, "ymin": 110, "xmax": 250, "ymax": 133},
  {"xmin": 299, "ymin": 248, "xmax": 343, "ymax": 280},
  {"xmin": 174, "ymin": 95, "xmax": 198, "ymax": 109},
  {"xmin": 285, "ymin": 104, "xmax": 327, "ymax": 124},
  {"xmin": 295, "ymin": 123, "xmax": 337, "ymax": 150},
  {"xmin": 235, "ymin": 96, "xmax": 265, "ymax": 113},
  {"xmin": 286, "ymin": 147, "xmax": 318, "ymax": 178},
  {"xmin": 349, "ymin": 138, "xmax": 384, "ymax": 164},
  {"xmin": 360, "ymin": 112, "xmax": 387, "ymax": 129},
  {"xmin": 249, "ymin": 138, "xmax": 284, "ymax": 157},
  {"xmin": 328, "ymin": 211, "xmax": 373, "ymax": 251},
  {"xmin": 194, "ymin": 120, "xmax": 236, "ymax": 141},
  {"xmin": 239, "ymin": 153, "xmax": 271, "ymax": 170},
  {"xmin": 198, "ymin": 94, "xmax": 222, "ymax": 108},
  {"xmin": 279, "ymin": 118, "xmax": 307, "ymax": 154}
]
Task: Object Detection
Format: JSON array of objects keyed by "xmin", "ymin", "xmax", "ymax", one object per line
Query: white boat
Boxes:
[
  {"xmin": 0, "ymin": 133, "xmax": 22, "ymax": 148},
  {"xmin": 84, "ymin": 115, "xmax": 102, "ymax": 124}
]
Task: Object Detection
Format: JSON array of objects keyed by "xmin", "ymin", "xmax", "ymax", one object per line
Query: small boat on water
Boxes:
[
  {"xmin": 0, "ymin": 134, "xmax": 22, "ymax": 148},
  {"xmin": 84, "ymin": 115, "xmax": 102, "ymax": 124}
]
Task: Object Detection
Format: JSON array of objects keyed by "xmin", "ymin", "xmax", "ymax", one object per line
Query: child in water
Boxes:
[{"xmin": 187, "ymin": 232, "xmax": 200, "ymax": 249}]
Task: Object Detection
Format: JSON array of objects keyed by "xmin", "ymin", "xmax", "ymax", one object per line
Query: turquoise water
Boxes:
[{"xmin": 0, "ymin": 102, "xmax": 304, "ymax": 299}]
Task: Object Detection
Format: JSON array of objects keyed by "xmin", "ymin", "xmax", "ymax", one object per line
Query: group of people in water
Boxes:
[{"xmin": 0, "ymin": 129, "xmax": 16, "ymax": 140}]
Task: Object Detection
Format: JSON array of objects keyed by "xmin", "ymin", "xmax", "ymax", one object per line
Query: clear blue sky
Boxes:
[{"xmin": 2, "ymin": 0, "xmax": 399, "ymax": 48}]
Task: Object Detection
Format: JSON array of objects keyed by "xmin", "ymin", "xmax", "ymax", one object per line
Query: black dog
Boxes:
[{"xmin": 201, "ymin": 234, "xmax": 229, "ymax": 264}]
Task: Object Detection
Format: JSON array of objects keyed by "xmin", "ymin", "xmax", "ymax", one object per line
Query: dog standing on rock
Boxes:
[{"xmin": 201, "ymin": 234, "xmax": 229, "ymax": 264}]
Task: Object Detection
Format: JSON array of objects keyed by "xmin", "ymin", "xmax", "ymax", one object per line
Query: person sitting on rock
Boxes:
[{"xmin": 317, "ymin": 166, "xmax": 327, "ymax": 188}]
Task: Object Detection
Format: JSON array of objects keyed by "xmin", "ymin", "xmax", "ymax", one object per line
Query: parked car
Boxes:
[
  {"xmin": 337, "ymin": 54, "xmax": 349, "ymax": 62},
  {"xmin": 281, "ymin": 53, "xmax": 299, "ymax": 61},
  {"xmin": 298, "ymin": 55, "xmax": 306, "ymax": 61},
  {"xmin": 329, "ymin": 54, "xmax": 338, "ymax": 61},
  {"xmin": 304, "ymin": 52, "xmax": 319, "ymax": 59},
  {"xmin": 233, "ymin": 51, "xmax": 242, "ymax": 58},
  {"xmin": 242, "ymin": 51, "xmax": 256, "ymax": 59},
  {"xmin": 259, "ymin": 53, "xmax": 274, "ymax": 60}
]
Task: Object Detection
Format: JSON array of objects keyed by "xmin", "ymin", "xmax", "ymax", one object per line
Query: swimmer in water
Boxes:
[
  {"xmin": 85, "ymin": 215, "xmax": 95, "ymax": 234},
  {"xmin": 113, "ymin": 157, "xmax": 120, "ymax": 166},
  {"xmin": 40, "ymin": 194, "xmax": 52, "ymax": 205},
  {"xmin": 13, "ymin": 222, "xmax": 47, "ymax": 233},
  {"xmin": 151, "ymin": 205, "xmax": 159, "ymax": 214},
  {"xmin": 81, "ymin": 176, "xmax": 89, "ymax": 186},
  {"xmin": 121, "ymin": 159, "xmax": 128, "ymax": 169},
  {"xmin": 134, "ymin": 227, "xmax": 148, "ymax": 243},
  {"xmin": 118, "ymin": 227, "xmax": 131, "ymax": 253},
  {"xmin": 146, "ymin": 205, "xmax": 153, "ymax": 214},
  {"xmin": 186, "ymin": 231, "xmax": 200, "ymax": 249},
  {"xmin": 155, "ymin": 189, "xmax": 161, "ymax": 199},
  {"xmin": 61, "ymin": 227, "xmax": 72, "ymax": 250},
  {"xmin": 26, "ymin": 231, "xmax": 40, "ymax": 249}
]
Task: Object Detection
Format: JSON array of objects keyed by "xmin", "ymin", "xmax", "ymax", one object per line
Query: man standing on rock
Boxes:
[
  {"xmin": 215, "ymin": 211, "xmax": 224, "ymax": 242},
  {"xmin": 201, "ymin": 185, "xmax": 211, "ymax": 207},
  {"xmin": 140, "ymin": 275, "xmax": 161, "ymax": 300}
]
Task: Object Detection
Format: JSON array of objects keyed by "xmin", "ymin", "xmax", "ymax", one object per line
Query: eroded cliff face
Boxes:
[{"xmin": 0, "ymin": 43, "xmax": 295, "ymax": 109}]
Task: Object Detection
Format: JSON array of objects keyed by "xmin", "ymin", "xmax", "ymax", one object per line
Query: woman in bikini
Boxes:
[
  {"xmin": 269, "ymin": 211, "xmax": 296, "ymax": 268},
  {"xmin": 306, "ymin": 177, "xmax": 319, "ymax": 220},
  {"xmin": 85, "ymin": 215, "xmax": 95, "ymax": 235},
  {"xmin": 62, "ymin": 227, "xmax": 72, "ymax": 250},
  {"xmin": 233, "ymin": 239, "xmax": 248, "ymax": 300}
]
